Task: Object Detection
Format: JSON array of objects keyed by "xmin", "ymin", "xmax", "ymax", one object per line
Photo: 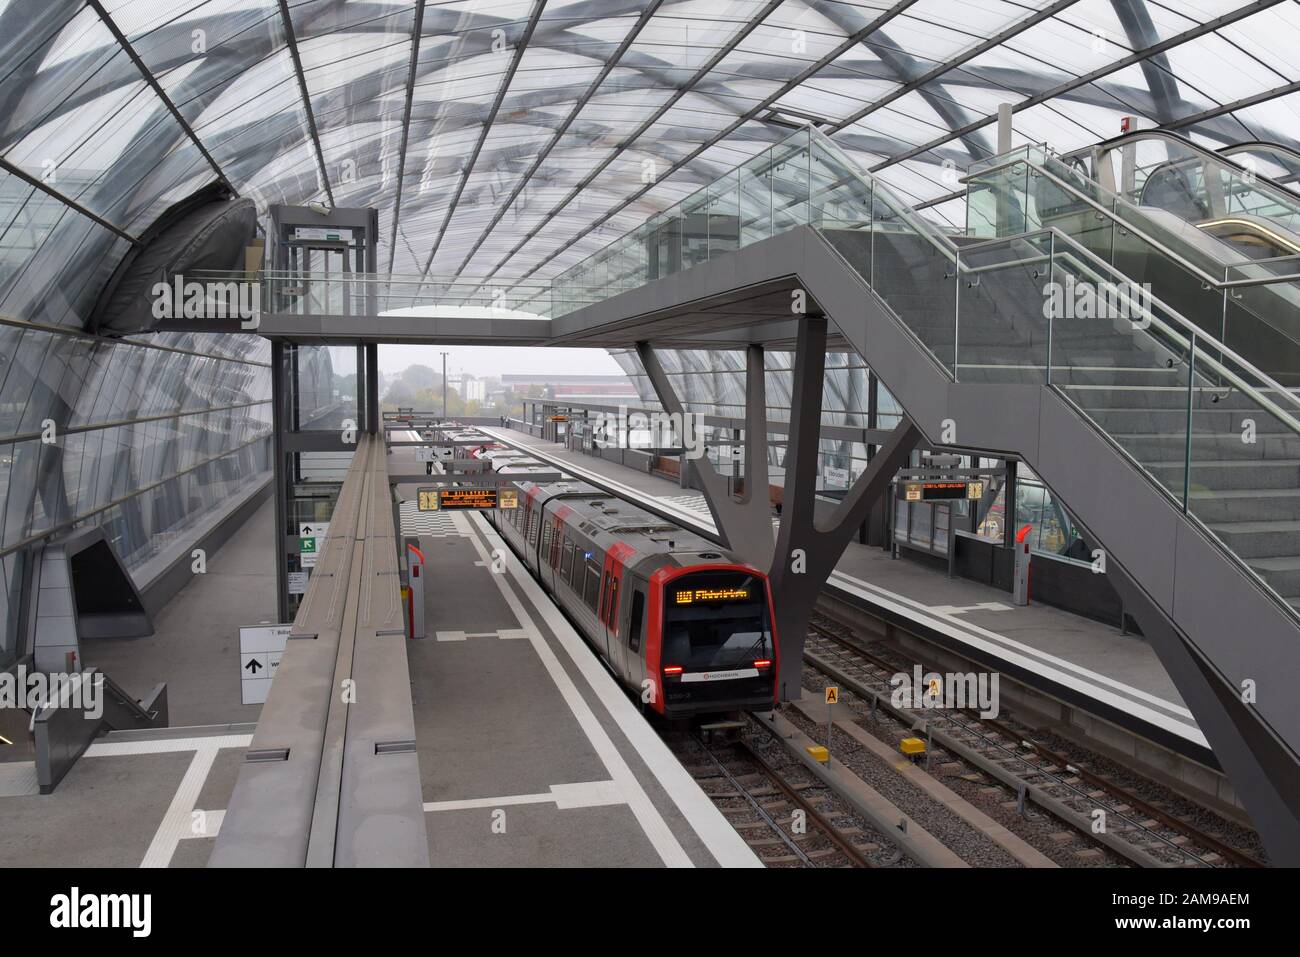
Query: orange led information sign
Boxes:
[
  {"xmin": 417, "ymin": 487, "xmax": 507, "ymax": 511},
  {"xmin": 903, "ymin": 480, "xmax": 985, "ymax": 502},
  {"xmin": 439, "ymin": 488, "xmax": 499, "ymax": 510},
  {"xmin": 674, "ymin": 586, "xmax": 751, "ymax": 605}
]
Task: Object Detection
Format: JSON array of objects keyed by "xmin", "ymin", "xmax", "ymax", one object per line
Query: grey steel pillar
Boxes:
[
  {"xmin": 637, "ymin": 340, "xmax": 775, "ymax": 572},
  {"xmin": 1106, "ymin": 567, "xmax": 1300, "ymax": 865},
  {"xmin": 365, "ymin": 343, "xmax": 379, "ymax": 434},
  {"xmin": 639, "ymin": 327, "xmax": 918, "ymax": 704},
  {"xmin": 271, "ymin": 340, "xmax": 290, "ymax": 623},
  {"xmin": 764, "ymin": 317, "xmax": 920, "ymax": 701}
]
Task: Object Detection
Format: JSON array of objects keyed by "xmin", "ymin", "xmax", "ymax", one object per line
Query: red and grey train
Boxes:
[{"xmin": 487, "ymin": 478, "xmax": 778, "ymax": 718}]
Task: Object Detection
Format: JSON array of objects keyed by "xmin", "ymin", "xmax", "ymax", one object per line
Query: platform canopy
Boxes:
[{"xmin": 4, "ymin": 0, "xmax": 1300, "ymax": 303}]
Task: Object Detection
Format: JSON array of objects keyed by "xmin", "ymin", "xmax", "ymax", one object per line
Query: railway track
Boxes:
[
  {"xmin": 805, "ymin": 614, "xmax": 1264, "ymax": 868},
  {"xmin": 666, "ymin": 732, "xmax": 899, "ymax": 868}
]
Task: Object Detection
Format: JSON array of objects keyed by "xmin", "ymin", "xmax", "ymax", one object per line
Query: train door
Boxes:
[
  {"xmin": 626, "ymin": 588, "xmax": 646, "ymax": 690},
  {"xmin": 547, "ymin": 511, "xmax": 565, "ymax": 590},
  {"xmin": 601, "ymin": 544, "xmax": 634, "ymax": 679}
]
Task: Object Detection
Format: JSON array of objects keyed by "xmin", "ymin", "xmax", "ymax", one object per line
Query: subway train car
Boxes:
[{"xmin": 488, "ymin": 480, "xmax": 778, "ymax": 718}]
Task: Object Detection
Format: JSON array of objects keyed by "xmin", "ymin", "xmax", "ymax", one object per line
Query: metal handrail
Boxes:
[
  {"xmin": 979, "ymin": 226, "xmax": 1300, "ymax": 419},
  {"xmin": 841, "ymin": 213, "xmax": 1300, "ymax": 432},
  {"xmin": 963, "ymin": 150, "xmax": 1235, "ymax": 290},
  {"xmin": 1063, "ymin": 128, "xmax": 1300, "ymax": 212}
]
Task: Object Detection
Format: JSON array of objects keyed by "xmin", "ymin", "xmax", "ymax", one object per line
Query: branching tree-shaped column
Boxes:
[{"xmin": 638, "ymin": 316, "xmax": 919, "ymax": 701}]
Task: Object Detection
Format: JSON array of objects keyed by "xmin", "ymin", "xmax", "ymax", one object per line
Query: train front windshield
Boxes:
[{"xmin": 663, "ymin": 571, "xmax": 772, "ymax": 671}]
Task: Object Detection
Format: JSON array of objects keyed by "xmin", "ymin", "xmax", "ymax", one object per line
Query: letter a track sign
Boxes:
[{"xmin": 824, "ymin": 686, "xmax": 839, "ymax": 705}]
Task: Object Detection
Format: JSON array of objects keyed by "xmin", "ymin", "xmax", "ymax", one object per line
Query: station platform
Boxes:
[
  {"xmin": 390, "ymin": 438, "xmax": 758, "ymax": 867},
  {"xmin": 476, "ymin": 428, "xmax": 1211, "ymax": 771},
  {"xmin": 0, "ymin": 500, "xmax": 275, "ymax": 867}
]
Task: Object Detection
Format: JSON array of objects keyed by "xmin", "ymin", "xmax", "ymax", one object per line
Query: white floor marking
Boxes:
[
  {"xmin": 930, "ymin": 602, "xmax": 1013, "ymax": 615},
  {"xmin": 85, "ymin": 733, "xmax": 253, "ymax": 757},
  {"xmin": 140, "ymin": 745, "xmax": 220, "ymax": 868},
  {"xmin": 423, "ymin": 780, "xmax": 624, "ymax": 813},
  {"xmin": 468, "ymin": 510, "xmax": 761, "ymax": 868},
  {"xmin": 460, "ymin": 519, "xmax": 696, "ymax": 868},
  {"xmin": 184, "ymin": 808, "xmax": 225, "ymax": 840},
  {"xmin": 436, "ymin": 628, "xmax": 527, "ymax": 642},
  {"xmin": 82, "ymin": 734, "xmax": 251, "ymax": 867}
]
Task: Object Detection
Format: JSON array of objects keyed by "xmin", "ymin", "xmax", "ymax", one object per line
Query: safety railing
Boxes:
[
  {"xmin": 183, "ymin": 269, "xmax": 555, "ymax": 319},
  {"xmin": 544, "ymin": 123, "xmax": 1300, "ymax": 619},
  {"xmin": 963, "ymin": 142, "xmax": 1300, "ymax": 384}
]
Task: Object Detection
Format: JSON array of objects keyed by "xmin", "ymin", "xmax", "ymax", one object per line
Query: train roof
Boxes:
[{"xmin": 515, "ymin": 479, "xmax": 736, "ymax": 567}]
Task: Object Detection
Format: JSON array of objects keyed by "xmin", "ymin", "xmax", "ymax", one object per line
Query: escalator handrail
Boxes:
[
  {"xmin": 1058, "ymin": 128, "xmax": 1300, "ymax": 217},
  {"xmin": 1219, "ymin": 140, "xmax": 1300, "ymax": 188},
  {"xmin": 962, "ymin": 147, "xmax": 1297, "ymax": 292},
  {"xmin": 817, "ymin": 214, "xmax": 1300, "ymax": 436}
]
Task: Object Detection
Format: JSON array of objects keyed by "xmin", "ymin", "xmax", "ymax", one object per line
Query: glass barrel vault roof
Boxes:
[{"xmin": 4, "ymin": 0, "xmax": 1300, "ymax": 292}]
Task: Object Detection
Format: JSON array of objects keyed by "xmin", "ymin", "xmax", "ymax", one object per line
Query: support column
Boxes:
[
  {"xmin": 639, "ymin": 326, "xmax": 919, "ymax": 703},
  {"xmin": 766, "ymin": 318, "xmax": 921, "ymax": 699},
  {"xmin": 1107, "ymin": 568, "xmax": 1300, "ymax": 865},
  {"xmin": 365, "ymin": 343, "xmax": 379, "ymax": 434},
  {"xmin": 637, "ymin": 341, "xmax": 775, "ymax": 571},
  {"xmin": 271, "ymin": 340, "xmax": 290, "ymax": 623}
]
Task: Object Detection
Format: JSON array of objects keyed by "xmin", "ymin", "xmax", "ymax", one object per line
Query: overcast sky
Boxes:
[{"xmin": 377, "ymin": 344, "xmax": 626, "ymax": 379}]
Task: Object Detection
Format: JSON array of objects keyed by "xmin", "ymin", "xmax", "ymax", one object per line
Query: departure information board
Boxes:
[
  {"xmin": 902, "ymin": 480, "xmax": 985, "ymax": 502},
  {"xmin": 439, "ymin": 488, "xmax": 498, "ymax": 510}
]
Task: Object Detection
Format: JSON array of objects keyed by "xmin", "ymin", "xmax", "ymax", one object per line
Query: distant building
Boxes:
[
  {"xmin": 454, "ymin": 374, "xmax": 486, "ymax": 404},
  {"xmin": 501, "ymin": 373, "xmax": 636, "ymax": 402}
]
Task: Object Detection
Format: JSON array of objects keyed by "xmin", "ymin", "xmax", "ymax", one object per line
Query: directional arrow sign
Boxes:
[{"xmin": 240, "ymin": 625, "xmax": 290, "ymax": 705}]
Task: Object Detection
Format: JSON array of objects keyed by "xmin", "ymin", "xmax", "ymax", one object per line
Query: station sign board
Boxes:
[
  {"xmin": 902, "ymin": 480, "xmax": 986, "ymax": 502},
  {"xmin": 239, "ymin": 624, "xmax": 291, "ymax": 704},
  {"xmin": 440, "ymin": 488, "xmax": 499, "ymax": 510},
  {"xmin": 417, "ymin": 487, "xmax": 520, "ymax": 511},
  {"xmin": 298, "ymin": 521, "xmax": 328, "ymax": 568}
]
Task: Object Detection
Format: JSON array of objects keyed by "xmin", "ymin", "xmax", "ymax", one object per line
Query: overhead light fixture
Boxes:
[{"xmin": 761, "ymin": 107, "xmax": 834, "ymax": 130}]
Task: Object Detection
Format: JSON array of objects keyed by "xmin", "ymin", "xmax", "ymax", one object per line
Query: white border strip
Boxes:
[
  {"xmin": 468, "ymin": 510, "xmax": 761, "ymax": 867},
  {"xmin": 461, "ymin": 518, "xmax": 694, "ymax": 867}
]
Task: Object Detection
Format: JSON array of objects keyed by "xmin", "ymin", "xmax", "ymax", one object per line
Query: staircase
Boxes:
[
  {"xmin": 549, "ymin": 123, "xmax": 1300, "ymax": 859},
  {"xmin": 823, "ymin": 221, "xmax": 1300, "ymax": 618}
]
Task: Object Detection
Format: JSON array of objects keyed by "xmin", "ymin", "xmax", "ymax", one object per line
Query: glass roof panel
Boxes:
[{"xmin": 4, "ymin": 0, "xmax": 1300, "ymax": 290}]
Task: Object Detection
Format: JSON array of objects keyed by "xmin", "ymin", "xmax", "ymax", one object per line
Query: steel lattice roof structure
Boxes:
[{"xmin": 4, "ymin": 0, "xmax": 1300, "ymax": 300}]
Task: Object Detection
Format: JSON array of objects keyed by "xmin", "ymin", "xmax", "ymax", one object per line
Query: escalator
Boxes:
[
  {"xmin": 963, "ymin": 130, "xmax": 1300, "ymax": 384},
  {"xmin": 1065, "ymin": 129, "xmax": 1300, "ymax": 255}
]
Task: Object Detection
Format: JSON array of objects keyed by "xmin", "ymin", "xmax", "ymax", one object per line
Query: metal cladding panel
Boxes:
[{"xmin": 211, "ymin": 436, "xmax": 427, "ymax": 867}]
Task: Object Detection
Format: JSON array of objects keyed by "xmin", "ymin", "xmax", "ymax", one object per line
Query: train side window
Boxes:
[
  {"xmin": 561, "ymin": 541, "xmax": 575, "ymax": 583},
  {"xmin": 628, "ymin": 590, "xmax": 644, "ymax": 652},
  {"xmin": 600, "ymin": 571, "xmax": 611, "ymax": 622},
  {"xmin": 540, "ymin": 521, "xmax": 551, "ymax": 553},
  {"xmin": 607, "ymin": 578, "xmax": 619, "ymax": 631},
  {"xmin": 583, "ymin": 563, "xmax": 600, "ymax": 611}
]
